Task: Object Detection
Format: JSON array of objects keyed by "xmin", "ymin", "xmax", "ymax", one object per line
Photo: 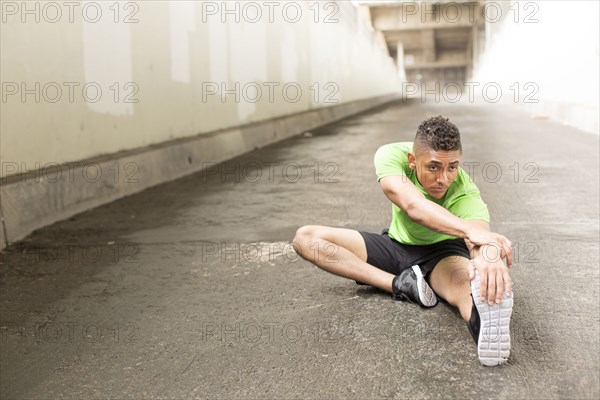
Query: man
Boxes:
[{"xmin": 293, "ymin": 115, "xmax": 514, "ymax": 366}]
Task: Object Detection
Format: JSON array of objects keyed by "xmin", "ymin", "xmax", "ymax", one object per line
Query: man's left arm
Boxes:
[{"xmin": 464, "ymin": 219, "xmax": 513, "ymax": 305}]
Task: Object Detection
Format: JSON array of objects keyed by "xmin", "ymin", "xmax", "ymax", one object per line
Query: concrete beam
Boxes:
[
  {"xmin": 404, "ymin": 60, "xmax": 468, "ymax": 69},
  {"xmin": 421, "ymin": 29, "xmax": 436, "ymax": 62},
  {"xmin": 370, "ymin": 3, "xmax": 478, "ymax": 31}
]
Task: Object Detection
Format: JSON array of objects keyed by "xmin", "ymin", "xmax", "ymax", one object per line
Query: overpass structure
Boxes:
[
  {"xmin": 0, "ymin": 1, "xmax": 599, "ymax": 398},
  {"xmin": 366, "ymin": 0, "xmax": 488, "ymax": 84},
  {"xmin": 1, "ymin": 1, "xmax": 598, "ymax": 247}
]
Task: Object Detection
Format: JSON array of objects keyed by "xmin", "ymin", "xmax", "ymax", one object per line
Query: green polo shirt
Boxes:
[{"xmin": 374, "ymin": 142, "xmax": 490, "ymax": 245}]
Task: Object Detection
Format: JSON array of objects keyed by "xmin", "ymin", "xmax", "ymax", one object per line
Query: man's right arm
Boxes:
[
  {"xmin": 379, "ymin": 175, "xmax": 513, "ymax": 267},
  {"xmin": 380, "ymin": 175, "xmax": 472, "ymax": 238}
]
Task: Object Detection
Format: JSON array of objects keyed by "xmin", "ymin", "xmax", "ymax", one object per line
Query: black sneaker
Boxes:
[
  {"xmin": 468, "ymin": 269, "xmax": 513, "ymax": 366},
  {"xmin": 391, "ymin": 265, "xmax": 438, "ymax": 308}
]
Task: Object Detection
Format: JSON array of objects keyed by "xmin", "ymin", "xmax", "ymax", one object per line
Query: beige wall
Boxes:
[{"xmin": 1, "ymin": 1, "xmax": 403, "ymax": 176}]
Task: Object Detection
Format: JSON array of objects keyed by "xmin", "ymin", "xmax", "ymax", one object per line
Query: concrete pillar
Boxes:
[
  {"xmin": 421, "ymin": 29, "xmax": 435, "ymax": 63},
  {"xmin": 396, "ymin": 42, "xmax": 405, "ymax": 70}
]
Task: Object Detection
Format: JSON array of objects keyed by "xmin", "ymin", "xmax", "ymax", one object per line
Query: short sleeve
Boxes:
[{"xmin": 373, "ymin": 143, "xmax": 410, "ymax": 182}]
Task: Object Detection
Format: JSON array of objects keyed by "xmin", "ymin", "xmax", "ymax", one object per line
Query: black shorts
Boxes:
[{"xmin": 358, "ymin": 228, "xmax": 470, "ymax": 279}]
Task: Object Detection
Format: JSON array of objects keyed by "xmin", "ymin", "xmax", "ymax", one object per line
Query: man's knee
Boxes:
[
  {"xmin": 292, "ymin": 225, "xmax": 365, "ymax": 262},
  {"xmin": 293, "ymin": 225, "xmax": 317, "ymax": 243},
  {"xmin": 449, "ymin": 267, "xmax": 471, "ymax": 288},
  {"xmin": 430, "ymin": 256, "xmax": 471, "ymax": 301},
  {"xmin": 292, "ymin": 225, "xmax": 320, "ymax": 259}
]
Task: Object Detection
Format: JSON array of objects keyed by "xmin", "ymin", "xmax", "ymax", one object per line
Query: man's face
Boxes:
[{"xmin": 408, "ymin": 147, "xmax": 461, "ymax": 199}]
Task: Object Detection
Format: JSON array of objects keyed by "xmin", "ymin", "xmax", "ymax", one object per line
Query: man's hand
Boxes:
[
  {"xmin": 467, "ymin": 246, "xmax": 513, "ymax": 305},
  {"xmin": 466, "ymin": 227, "xmax": 513, "ymax": 268}
]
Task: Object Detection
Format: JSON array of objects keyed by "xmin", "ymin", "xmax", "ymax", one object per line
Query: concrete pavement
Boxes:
[{"xmin": 1, "ymin": 99, "xmax": 599, "ymax": 399}]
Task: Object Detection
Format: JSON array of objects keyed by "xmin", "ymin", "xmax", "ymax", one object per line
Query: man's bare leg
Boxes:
[
  {"xmin": 428, "ymin": 255, "xmax": 473, "ymax": 320},
  {"xmin": 430, "ymin": 255, "xmax": 513, "ymax": 366},
  {"xmin": 292, "ymin": 225, "xmax": 395, "ymax": 292}
]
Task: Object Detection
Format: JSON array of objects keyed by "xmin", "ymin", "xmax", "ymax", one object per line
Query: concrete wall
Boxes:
[
  {"xmin": 472, "ymin": 0, "xmax": 599, "ymax": 134},
  {"xmin": 0, "ymin": 1, "xmax": 404, "ymax": 247},
  {"xmin": 1, "ymin": 1, "xmax": 402, "ymax": 175}
]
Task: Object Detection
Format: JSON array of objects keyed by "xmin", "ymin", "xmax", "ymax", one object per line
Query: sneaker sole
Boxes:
[
  {"xmin": 470, "ymin": 271, "xmax": 513, "ymax": 366},
  {"xmin": 412, "ymin": 265, "xmax": 438, "ymax": 307}
]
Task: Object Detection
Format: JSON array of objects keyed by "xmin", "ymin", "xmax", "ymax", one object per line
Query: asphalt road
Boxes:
[{"xmin": 1, "ymin": 99, "xmax": 599, "ymax": 399}]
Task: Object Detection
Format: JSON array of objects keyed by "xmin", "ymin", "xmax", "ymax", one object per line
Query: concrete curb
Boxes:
[{"xmin": 0, "ymin": 93, "xmax": 400, "ymax": 250}]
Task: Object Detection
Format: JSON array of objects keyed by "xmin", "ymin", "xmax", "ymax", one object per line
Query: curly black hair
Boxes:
[{"xmin": 414, "ymin": 115, "xmax": 462, "ymax": 153}]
